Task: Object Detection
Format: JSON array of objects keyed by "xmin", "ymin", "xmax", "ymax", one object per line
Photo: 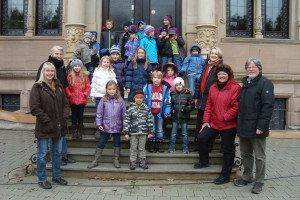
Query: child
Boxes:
[
  {"xmin": 124, "ymin": 89, "xmax": 153, "ymax": 170},
  {"xmin": 125, "ymin": 47, "xmax": 152, "ymax": 102},
  {"xmin": 157, "ymin": 28, "xmax": 173, "ymax": 70},
  {"xmin": 140, "ymin": 25, "xmax": 158, "ymax": 72},
  {"xmin": 71, "ymin": 32, "xmax": 98, "ymax": 83},
  {"xmin": 118, "ymin": 21, "xmax": 132, "ymax": 61},
  {"xmin": 168, "ymin": 77, "xmax": 194, "ymax": 154},
  {"xmin": 137, "ymin": 21, "xmax": 146, "ymax": 41},
  {"xmin": 143, "ymin": 71, "xmax": 171, "ymax": 153},
  {"xmin": 65, "ymin": 59, "xmax": 91, "ymax": 140},
  {"xmin": 168, "ymin": 30, "xmax": 186, "ymax": 72},
  {"xmin": 100, "ymin": 19, "xmax": 118, "ymax": 53},
  {"xmin": 87, "ymin": 80, "xmax": 126, "ymax": 169},
  {"xmin": 124, "ymin": 25, "xmax": 139, "ymax": 64},
  {"xmin": 110, "ymin": 45, "xmax": 127, "ymax": 98},
  {"xmin": 162, "ymin": 63, "xmax": 178, "ymax": 92},
  {"xmin": 178, "ymin": 44, "xmax": 205, "ymax": 96}
]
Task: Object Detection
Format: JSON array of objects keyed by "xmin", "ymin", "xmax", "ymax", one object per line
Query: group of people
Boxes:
[{"xmin": 29, "ymin": 15, "xmax": 275, "ymax": 195}]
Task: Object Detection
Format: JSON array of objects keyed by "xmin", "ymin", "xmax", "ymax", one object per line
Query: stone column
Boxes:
[
  {"xmin": 25, "ymin": 0, "xmax": 35, "ymax": 36},
  {"xmin": 195, "ymin": 0, "xmax": 217, "ymax": 55},
  {"xmin": 254, "ymin": 0, "xmax": 263, "ymax": 39},
  {"xmin": 65, "ymin": 0, "xmax": 86, "ymax": 59},
  {"xmin": 297, "ymin": 0, "xmax": 300, "ymax": 40}
]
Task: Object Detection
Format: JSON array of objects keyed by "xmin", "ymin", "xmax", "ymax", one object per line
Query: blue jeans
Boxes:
[
  {"xmin": 150, "ymin": 114, "xmax": 164, "ymax": 142},
  {"xmin": 97, "ymin": 132, "xmax": 121, "ymax": 148},
  {"xmin": 188, "ymin": 74, "xmax": 201, "ymax": 96},
  {"xmin": 85, "ymin": 62, "xmax": 94, "ymax": 83},
  {"xmin": 160, "ymin": 56, "xmax": 172, "ymax": 72},
  {"xmin": 37, "ymin": 137, "xmax": 63, "ymax": 182},
  {"xmin": 169, "ymin": 121, "xmax": 188, "ymax": 150},
  {"xmin": 48, "ymin": 136, "xmax": 67, "ymax": 160},
  {"xmin": 173, "ymin": 55, "xmax": 182, "ymax": 71},
  {"xmin": 95, "ymin": 97, "xmax": 102, "ymax": 111}
]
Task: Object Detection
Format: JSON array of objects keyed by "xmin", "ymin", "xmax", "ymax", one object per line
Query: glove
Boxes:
[{"xmin": 100, "ymin": 48, "xmax": 108, "ymax": 55}]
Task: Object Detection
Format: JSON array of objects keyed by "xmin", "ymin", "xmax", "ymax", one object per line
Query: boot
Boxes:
[
  {"xmin": 94, "ymin": 129, "xmax": 101, "ymax": 139},
  {"xmin": 148, "ymin": 141, "xmax": 155, "ymax": 153},
  {"xmin": 87, "ymin": 148, "xmax": 103, "ymax": 169},
  {"xmin": 158, "ymin": 140, "xmax": 164, "ymax": 153},
  {"xmin": 113, "ymin": 147, "xmax": 120, "ymax": 168},
  {"xmin": 130, "ymin": 161, "xmax": 136, "ymax": 170},
  {"xmin": 71, "ymin": 125, "xmax": 77, "ymax": 140},
  {"xmin": 77, "ymin": 125, "xmax": 83, "ymax": 139}
]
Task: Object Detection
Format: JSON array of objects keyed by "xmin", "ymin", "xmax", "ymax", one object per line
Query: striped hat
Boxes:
[
  {"xmin": 110, "ymin": 45, "xmax": 120, "ymax": 55},
  {"xmin": 83, "ymin": 32, "xmax": 92, "ymax": 39},
  {"xmin": 144, "ymin": 25, "xmax": 155, "ymax": 35},
  {"xmin": 128, "ymin": 25, "xmax": 137, "ymax": 33}
]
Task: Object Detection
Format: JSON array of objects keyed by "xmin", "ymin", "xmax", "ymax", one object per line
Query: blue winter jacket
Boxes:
[
  {"xmin": 125, "ymin": 58, "xmax": 152, "ymax": 102},
  {"xmin": 179, "ymin": 44, "xmax": 205, "ymax": 76},
  {"xmin": 143, "ymin": 81, "xmax": 171, "ymax": 118},
  {"xmin": 140, "ymin": 36, "xmax": 158, "ymax": 64}
]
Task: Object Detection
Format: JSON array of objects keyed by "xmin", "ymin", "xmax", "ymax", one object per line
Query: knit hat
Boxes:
[
  {"xmin": 173, "ymin": 77, "xmax": 185, "ymax": 87},
  {"xmin": 123, "ymin": 21, "xmax": 132, "ymax": 27},
  {"xmin": 128, "ymin": 25, "xmax": 137, "ymax": 33},
  {"xmin": 163, "ymin": 62, "xmax": 178, "ymax": 75},
  {"xmin": 168, "ymin": 30, "xmax": 176, "ymax": 35},
  {"xmin": 133, "ymin": 89, "xmax": 144, "ymax": 100},
  {"xmin": 110, "ymin": 45, "xmax": 120, "ymax": 55},
  {"xmin": 164, "ymin": 15, "xmax": 173, "ymax": 23},
  {"xmin": 91, "ymin": 31, "xmax": 97, "ymax": 39},
  {"xmin": 160, "ymin": 27, "xmax": 168, "ymax": 34},
  {"xmin": 143, "ymin": 25, "xmax": 155, "ymax": 35},
  {"xmin": 83, "ymin": 32, "xmax": 92, "ymax": 39},
  {"xmin": 70, "ymin": 59, "xmax": 83, "ymax": 68}
]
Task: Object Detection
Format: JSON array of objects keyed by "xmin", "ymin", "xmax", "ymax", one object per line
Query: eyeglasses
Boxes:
[{"xmin": 247, "ymin": 66, "xmax": 258, "ymax": 69}]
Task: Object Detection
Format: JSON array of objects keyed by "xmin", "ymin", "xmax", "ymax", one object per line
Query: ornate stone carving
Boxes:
[
  {"xmin": 195, "ymin": 25, "xmax": 217, "ymax": 54},
  {"xmin": 26, "ymin": 14, "xmax": 35, "ymax": 33},
  {"xmin": 254, "ymin": 16, "xmax": 262, "ymax": 31},
  {"xmin": 65, "ymin": 26, "xmax": 85, "ymax": 54}
]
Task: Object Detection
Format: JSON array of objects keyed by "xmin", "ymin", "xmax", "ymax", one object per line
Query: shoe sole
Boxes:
[{"xmin": 214, "ymin": 180, "xmax": 230, "ymax": 185}]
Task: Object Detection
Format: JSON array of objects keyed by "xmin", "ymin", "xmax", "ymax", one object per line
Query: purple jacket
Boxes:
[
  {"xmin": 96, "ymin": 96, "xmax": 126, "ymax": 133},
  {"xmin": 112, "ymin": 59, "xmax": 127, "ymax": 86},
  {"xmin": 125, "ymin": 38, "xmax": 139, "ymax": 61}
]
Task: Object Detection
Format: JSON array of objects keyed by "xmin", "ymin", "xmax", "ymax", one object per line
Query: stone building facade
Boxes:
[{"xmin": 0, "ymin": 0, "xmax": 299, "ymax": 129}]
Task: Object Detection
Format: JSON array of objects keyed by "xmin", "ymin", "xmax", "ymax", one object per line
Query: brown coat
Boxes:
[{"xmin": 30, "ymin": 79, "xmax": 69, "ymax": 139}]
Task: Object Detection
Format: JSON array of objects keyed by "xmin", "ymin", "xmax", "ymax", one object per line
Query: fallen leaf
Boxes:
[
  {"xmin": 74, "ymin": 182, "xmax": 83, "ymax": 185},
  {"xmin": 268, "ymin": 186, "xmax": 275, "ymax": 189},
  {"xmin": 17, "ymin": 179, "xmax": 23, "ymax": 182},
  {"xmin": 159, "ymin": 185, "xmax": 163, "ymax": 188}
]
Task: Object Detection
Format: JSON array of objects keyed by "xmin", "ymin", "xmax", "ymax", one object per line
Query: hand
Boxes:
[
  {"xmin": 126, "ymin": 88, "xmax": 130, "ymax": 93},
  {"xmin": 174, "ymin": 34, "xmax": 178, "ymax": 39},
  {"xmin": 125, "ymin": 135, "xmax": 130, "ymax": 140},
  {"xmin": 256, "ymin": 129, "xmax": 263, "ymax": 135},
  {"xmin": 172, "ymin": 110, "xmax": 175, "ymax": 113},
  {"xmin": 91, "ymin": 97, "xmax": 95, "ymax": 103},
  {"xmin": 181, "ymin": 109, "xmax": 183, "ymax": 112},
  {"xmin": 99, "ymin": 126, "xmax": 104, "ymax": 132},
  {"xmin": 147, "ymin": 134, "xmax": 153, "ymax": 139},
  {"xmin": 194, "ymin": 99, "xmax": 198, "ymax": 106},
  {"xmin": 159, "ymin": 35, "xmax": 163, "ymax": 38},
  {"xmin": 201, "ymin": 122, "xmax": 210, "ymax": 130},
  {"xmin": 68, "ymin": 58, "xmax": 73, "ymax": 62},
  {"xmin": 96, "ymin": 54, "xmax": 100, "ymax": 58},
  {"xmin": 166, "ymin": 35, "xmax": 169, "ymax": 39}
]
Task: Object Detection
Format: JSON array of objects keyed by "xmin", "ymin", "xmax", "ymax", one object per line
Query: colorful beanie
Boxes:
[
  {"xmin": 110, "ymin": 45, "xmax": 121, "ymax": 54},
  {"xmin": 128, "ymin": 25, "xmax": 137, "ymax": 33},
  {"xmin": 144, "ymin": 25, "xmax": 155, "ymax": 35},
  {"xmin": 83, "ymin": 32, "xmax": 92, "ymax": 39},
  {"xmin": 70, "ymin": 59, "xmax": 83, "ymax": 68}
]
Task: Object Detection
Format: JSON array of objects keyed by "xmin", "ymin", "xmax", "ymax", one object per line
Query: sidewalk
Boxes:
[{"xmin": 0, "ymin": 130, "xmax": 299, "ymax": 200}]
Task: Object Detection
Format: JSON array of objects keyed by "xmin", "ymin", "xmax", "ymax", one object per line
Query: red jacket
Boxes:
[
  {"xmin": 203, "ymin": 78, "xmax": 241, "ymax": 130},
  {"xmin": 65, "ymin": 73, "xmax": 91, "ymax": 105}
]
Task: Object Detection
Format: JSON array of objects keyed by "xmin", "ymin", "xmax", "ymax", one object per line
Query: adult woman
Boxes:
[
  {"xmin": 194, "ymin": 64, "xmax": 241, "ymax": 185},
  {"xmin": 156, "ymin": 15, "xmax": 179, "ymax": 38},
  {"xmin": 30, "ymin": 62, "xmax": 69, "ymax": 189}
]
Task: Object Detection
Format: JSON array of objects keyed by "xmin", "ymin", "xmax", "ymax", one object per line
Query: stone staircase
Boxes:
[{"xmin": 46, "ymin": 100, "xmax": 239, "ymax": 180}]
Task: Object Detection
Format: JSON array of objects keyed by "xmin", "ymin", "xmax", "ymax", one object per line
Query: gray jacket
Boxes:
[{"xmin": 72, "ymin": 43, "xmax": 97, "ymax": 64}]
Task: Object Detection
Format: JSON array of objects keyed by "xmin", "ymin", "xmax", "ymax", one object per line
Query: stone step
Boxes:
[
  {"xmin": 45, "ymin": 162, "xmax": 239, "ymax": 180},
  {"xmin": 66, "ymin": 148, "xmax": 224, "ymax": 164}
]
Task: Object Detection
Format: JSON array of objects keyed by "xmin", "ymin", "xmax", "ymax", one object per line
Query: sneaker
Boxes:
[
  {"xmin": 139, "ymin": 158, "xmax": 149, "ymax": 169},
  {"xmin": 130, "ymin": 161, "xmax": 136, "ymax": 170},
  {"xmin": 251, "ymin": 182, "xmax": 264, "ymax": 194},
  {"xmin": 214, "ymin": 176, "xmax": 230, "ymax": 185},
  {"xmin": 193, "ymin": 162, "xmax": 209, "ymax": 169},
  {"xmin": 183, "ymin": 148, "xmax": 189, "ymax": 154},
  {"xmin": 234, "ymin": 178, "xmax": 252, "ymax": 187},
  {"xmin": 168, "ymin": 148, "xmax": 175, "ymax": 153},
  {"xmin": 52, "ymin": 177, "xmax": 68, "ymax": 185},
  {"xmin": 38, "ymin": 181, "xmax": 52, "ymax": 189},
  {"xmin": 62, "ymin": 156, "xmax": 76, "ymax": 164}
]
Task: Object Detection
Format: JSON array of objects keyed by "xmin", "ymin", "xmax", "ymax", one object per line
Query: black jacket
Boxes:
[
  {"xmin": 156, "ymin": 37, "xmax": 173, "ymax": 57},
  {"xmin": 171, "ymin": 89, "xmax": 194, "ymax": 122},
  {"xmin": 237, "ymin": 73, "xmax": 274, "ymax": 138},
  {"xmin": 193, "ymin": 59, "xmax": 223, "ymax": 110}
]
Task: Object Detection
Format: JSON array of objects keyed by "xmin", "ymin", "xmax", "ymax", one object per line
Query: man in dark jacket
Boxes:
[{"xmin": 234, "ymin": 57, "xmax": 274, "ymax": 194}]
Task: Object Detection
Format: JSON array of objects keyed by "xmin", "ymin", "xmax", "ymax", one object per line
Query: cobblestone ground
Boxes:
[{"xmin": 0, "ymin": 130, "xmax": 299, "ymax": 200}]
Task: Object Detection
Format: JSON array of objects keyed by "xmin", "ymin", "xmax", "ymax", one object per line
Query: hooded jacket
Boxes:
[
  {"xmin": 140, "ymin": 35, "xmax": 158, "ymax": 64},
  {"xmin": 171, "ymin": 89, "xmax": 194, "ymax": 122},
  {"xmin": 72, "ymin": 42, "xmax": 98, "ymax": 65},
  {"xmin": 111, "ymin": 58, "xmax": 127, "ymax": 86}
]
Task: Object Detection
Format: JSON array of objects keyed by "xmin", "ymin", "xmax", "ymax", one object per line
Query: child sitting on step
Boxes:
[
  {"xmin": 87, "ymin": 80, "xmax": 126, "ymax": 169},
  {"xmin": 124, "ymin": 89, "xmax": 153, "ymax": 170}
]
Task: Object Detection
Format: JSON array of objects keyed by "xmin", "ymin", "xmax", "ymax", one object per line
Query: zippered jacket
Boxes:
[{"xmin": 171, "ymin": 89, "xmax": 194, "ymax": 122}]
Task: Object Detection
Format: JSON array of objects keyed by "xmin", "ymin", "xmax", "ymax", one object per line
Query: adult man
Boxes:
[
  {"xmin": 234, "ymin": 57, "xmax": 274, "ymax": 194},
  {"xmin": 36, "ymin": 46, "xmax": 76, "ymax": 166}
]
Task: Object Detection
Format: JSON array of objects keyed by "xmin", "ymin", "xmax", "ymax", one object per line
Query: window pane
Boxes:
[
  {"xmin": 150, "ymin": 0, "xmax": 176, "ymax": 31},
  {"xmin": 228, "ymin": 0, "xmax": 251, "ymax": 36},
  {"xmin": 109, "ymin": 0, "xmax": 134, "ymax": 33}
]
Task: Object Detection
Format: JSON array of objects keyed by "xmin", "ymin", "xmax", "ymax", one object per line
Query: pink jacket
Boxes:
[{"xmin": 163, "ymin": 73, "xmax": 177, "ymax": 92}]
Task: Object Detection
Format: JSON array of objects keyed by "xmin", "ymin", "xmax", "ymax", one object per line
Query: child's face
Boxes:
[
  {"xmin": 111, "ymin": 53, "xmax": 120, "ymax": 61},
  {"xmin": 163, "ymin": 19, "xmax": 171, "ymax": 26},
  {"xmin": 152, "ymin": 76, "xmax": 162, "ymax": 86},
  {"xmin": 192, "ymin": 49, "xmax": 199, "ymax": 55},
  {"xmin": 124, "ymin": 26, "xmax": 129, "ymax": 32},
  {"xmin": 161, "ymin": 31, "xmax": 167, "ymax": 37},
  {"xmin": 101, "ymin": 58, "xmax": 110, "ymax": 68},
  {"xmin": 138, "ymin": 23, "xmax": 143, "ymax": 30},
  {"xmin": 92, "ymin": 35, "xmax": 96, "ymax": 42},
  {"xmin": 84, "ymin": 37, "xmax": 91, "ymax": 44},
  {"xmin": 107, "ymin": 85, "xmax": 117, "ymax": 96},
  {"xmin": 148, "ymin": 31, "xmax": 155, "ymax": 37},
  {"xmin": 73, "ymin": 65, "xmax": 81, "ymax": 73},
  {"xmin": 134, "ymin": 96, "xmax": 144, "ymax": 106},
  {"xmin": 106, "ymin": 22, "xmax": 113, "ymax": 29},
  {"xmin": 137, "ymin": 49, "xmax": 146, "ymax": 59},
  {"xmin": 175, "ymin": 83, "xmax": 184, "ymax": 92},
  {"xmin": 167, "ymin": 67, "xmax": 175, "ymax": 77}
]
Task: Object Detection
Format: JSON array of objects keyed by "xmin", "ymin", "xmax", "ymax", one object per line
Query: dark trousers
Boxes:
[
  {"xmin": 97, "ymin": 132, "xmax": 121, "ymax": 148},
  {"xmin": 71, "ymin": 104, "xmax": 85, "ymax": 125},
  {"xmin": 195, "ymin": 109, "xmax": 205, "ymax": 138},
  {"xmin": 197, "ymin": 126, "xmax": 236, "ymax": 178}
]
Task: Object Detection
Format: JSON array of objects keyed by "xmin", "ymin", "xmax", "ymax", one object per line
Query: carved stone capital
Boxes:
[
  {"xmin": 65, "ymin": 24, "xmax": 85, "ymax": 57},
  {"xmin": 195, "ymin": 25, "xmax": 217, "ymax": 54}
]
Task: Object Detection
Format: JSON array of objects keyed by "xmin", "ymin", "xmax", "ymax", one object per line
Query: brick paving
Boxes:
[{"xmin": 0, "ymin": 130, "xmax": 299, "ymax": 200}]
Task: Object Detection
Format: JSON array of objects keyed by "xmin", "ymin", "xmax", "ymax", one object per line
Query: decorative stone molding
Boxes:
[
  {"xmin": 65, "ymin": 24, "xmax": 85, "ymax": 58},
  {"xmin": 26, "ymin": 14, "xmax": 35, "ymax": 36},
  {"xmin": 195, "ymin": 25, "xmax": 217, "ymax": 54},
  {"xmin": 219, "ymin": 18, "xmax": 226, "ymax": 24},
  {"xmin": 254, "ymin": 16, "xmax": 263, "ymax": 39}
]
